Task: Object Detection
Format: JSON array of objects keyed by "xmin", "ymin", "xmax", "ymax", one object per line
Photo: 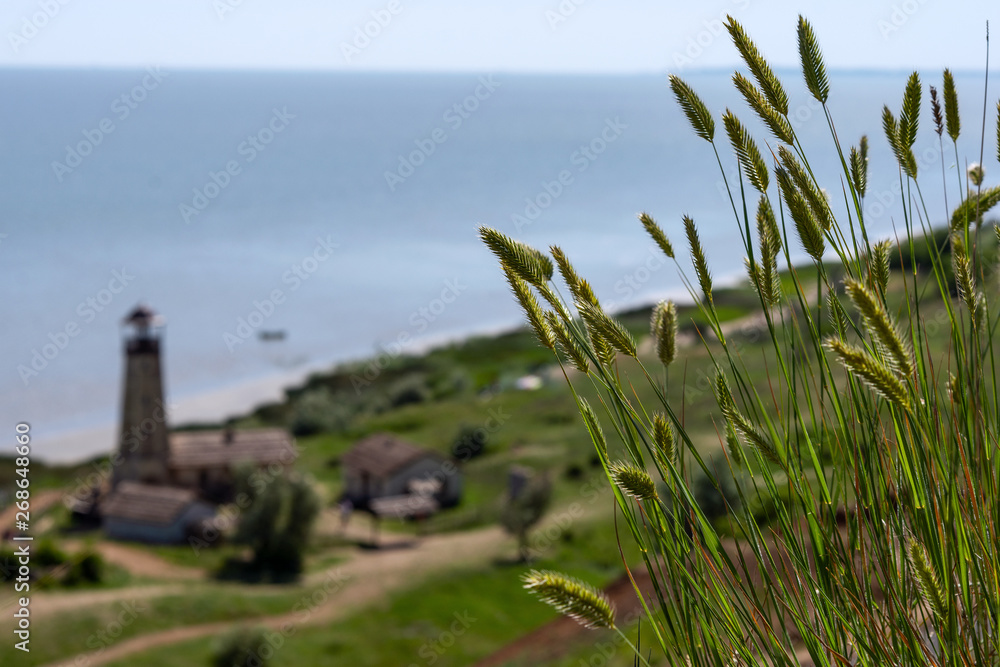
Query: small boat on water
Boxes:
[{"xmin": 258, "ymin": 330, "xmax": 287, "ymax": 342}]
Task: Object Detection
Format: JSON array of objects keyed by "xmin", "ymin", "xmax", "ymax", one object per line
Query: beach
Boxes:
[{"xmin": 3, "ymin": 69, "xmax": 986, "ymax": 464}]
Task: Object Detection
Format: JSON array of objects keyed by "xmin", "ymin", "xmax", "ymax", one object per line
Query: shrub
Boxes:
[
  {"xmin": 211, "ymin": 626, "xmax": 270, "ymax": 667},
  {"xmin": 450, "ymin": 424, "xmax": 489, "ymax": 461},
  {"xmin": 289, "ymin": 387, "xmax": 355, "ymax": 436},
  {"xmin": 689, "ymin": 466, "xmax": 740, "ymax": 523},
  {"xmin": 34, "ymin": 539, "xmax": 67, "ymax": 568},
  {"xmin": 61, "ymin": 550, "xmax": 104, "ymax": 586},
  {"xmin": 483, "ymin": 16, "xmax": 1000, "ymax": 666},
  {"xmin": 385, "ymin": 373, "xmax": 431, "ymax": 407},
  {"xmin": 0, "ymin": 548, "xmax": 16, "ymax": 582}
]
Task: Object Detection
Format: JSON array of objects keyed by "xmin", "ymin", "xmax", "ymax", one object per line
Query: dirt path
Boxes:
[
  {"xmin": 0, "ymin": 489, "xmax": 62, "ymax": 533},
  {"xmin": 55, "ymin": 523, "xmax": 514, "ymax": 667},
  {"xmin": 3, "ymin": 514, "xmax": 410, "ymax": 624},
  {"xmin": 87, "ymin": 541, "xmax": 204, "ymax": 581},
  {"xmin": 5, "ymin": 584, "xmax": 186, "ymax": 621},
  {"xmin": 0, "ymin": 539, "xmax": 204, "ymax": 621}
]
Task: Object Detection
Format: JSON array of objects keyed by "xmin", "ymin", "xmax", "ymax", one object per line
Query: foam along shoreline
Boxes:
[
  {"xmin": 28, "ymin": 286, "xmax": 705, "ymax": 466},
  {"xmin": 27, "ymin": 317, "xmax": 533, "ymax": 465}
]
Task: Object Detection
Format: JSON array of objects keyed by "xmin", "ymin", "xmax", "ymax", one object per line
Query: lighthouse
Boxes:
[{"xmin": 112, "ymin": 305, "xmax": 171, "ymax": 488}]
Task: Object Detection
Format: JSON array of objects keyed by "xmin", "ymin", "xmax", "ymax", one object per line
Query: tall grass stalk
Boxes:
[{"xmin": 482, "ymin": 16, "xmax": 1000, "ymax": 667}]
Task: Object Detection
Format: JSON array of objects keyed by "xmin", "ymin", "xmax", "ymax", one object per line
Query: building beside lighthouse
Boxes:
[{"xmin": 100, "ymin": 304, "xmax": 298, "ymax": 543}]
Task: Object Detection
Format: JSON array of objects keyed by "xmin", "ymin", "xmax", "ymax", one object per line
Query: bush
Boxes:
[
  {"xmin": 484, "ymin": 16, "xmax": 1000, "ymax": 665},
  {"xmin": 450, "ymin": 424, "xmax": 489, "ymax": 461},
  {"xmin": 34, "ymin": 539, "xmax": 67, "ymax": 568},
  {"xmin": 0, "ymin": 548, "xmax": 16, "ymax": 582},
  {"xmin": 385, "ymin": 373, "xmax": 431, "ymax": 407},
  {"xmin": 211, "ymin": 626, "xmax": 270, "ymax": 667},
  {"xmin": 61, "ymin": 549, "xmax": 104, "ymax": 586},
  {"xmin": 690, "ymin": 467, "xmax": 740, "ymax": 523},
  {"xmin": 289, "ymin": 387, "xmax": 355, "ymax": 436}
]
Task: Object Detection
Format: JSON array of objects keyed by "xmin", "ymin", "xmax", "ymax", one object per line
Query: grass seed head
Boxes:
[
  {"xmin": 797, "ymin": 16, "xmax": 829, "ymax": 103},
  {"xmin": 579, "ymin": 398, "xmax": 607, "ymax": 457},
  {"xmin": 578, "ymin": 302, "xmax": 637, "ymax": 359},
  {"xmin": 669, "ymin": 75, "xmax": 715, "ymax": 143},
  {"xmin": 930, "ymin": 85, "xmax": 944, "ymax": 137},
  {"xmin": 850, "ymin": 135, "xmax": 869, "ymax": 198},
  {"xmin": 684, "ymin": 216, "xmax": 714, "ymax": 305},
  {"xmin": 652, "ymin": 300, "xmax": 678, "ymax": 367},
  {"xmin": 522, "ymin": 570, "xmax": 616, "ymax": 630},
  {"xmin": 732, "ymin": 72, "xmax": 795, "ymax": 145},
  {"xmin": 480, "ymin": 226, "xmax": 553, "ymax": 287},
  {"xmin": 943, "ymin": 68, "xmax": 960, "ymax": 142},
  {"xmin": 545, "ymin": 311, "xmax": 589, "ymax": 374},
  {"xmin": 640, "ymin": 212, "xmax": 675, "ymax": 259},
  {"xmin": 609, "ymin": 461, "xmax": 658, "ymax": 501},
  {"xmin": 653, "ymin": 412, "xmax": 676, "ymax": 465},
  {"xmin": 725, "ymin": 15, "xmax": 789, "ymax": 115},
  {"xmin": 724, "ymin": 110, "xmax": 770, "ymax": 193},
  {"xmin": 826, "ymin": 338, "xmax": 910, "ymax": 409}
]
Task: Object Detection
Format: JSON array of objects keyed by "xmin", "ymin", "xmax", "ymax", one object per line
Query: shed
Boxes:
[
  {"xmin": 341, "ymin": 433, "xmax": 462, "ymax": 509},
  {"xmin": 101, "ymin": 482, "xmax": 216, "ymax": 544}
]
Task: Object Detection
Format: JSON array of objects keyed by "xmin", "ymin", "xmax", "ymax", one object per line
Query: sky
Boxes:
[{"xmin": 0, "ymin": 0, "xmax": 997, "ymax": 73}]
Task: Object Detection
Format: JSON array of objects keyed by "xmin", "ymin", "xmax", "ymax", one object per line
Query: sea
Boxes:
[{"xmin": 0, "ymin": 68, "xmax": 989, "ymax": 463}]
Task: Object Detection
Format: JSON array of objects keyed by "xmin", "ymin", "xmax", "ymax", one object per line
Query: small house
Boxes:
[
  {"xmin": 101, "ymin": 482, "xmax": 216, "ymax": 543},
  {"xmin": 341, "ymin": 433, "xmax": 462, "ymax": 511},
  {"xmin": 99, "ymin": 304, "xmax": 301, "ymax": 544},
  {"xmin": 168, "ymin": 428, "xmax": 297, "ymax": 502}
]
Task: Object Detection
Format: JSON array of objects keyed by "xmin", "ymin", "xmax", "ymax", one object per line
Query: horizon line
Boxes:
[{"xmin": 0, "ymin": 64, "xmax": 988, "ymax": 76}]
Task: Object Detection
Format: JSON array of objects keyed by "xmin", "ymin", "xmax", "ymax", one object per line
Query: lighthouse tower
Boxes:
[{"xmin": 112, "ymin": 305, "xmax": 171, "ymax": 488}]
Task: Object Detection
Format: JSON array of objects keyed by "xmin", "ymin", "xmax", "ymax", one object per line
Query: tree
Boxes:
[
  {"xmin": 232, "ymin": 469, "xmax": 320, "ymax": 581},
  {"xmin": 499, "ymin": 467, "xmax": 551, "ymax": 561}
]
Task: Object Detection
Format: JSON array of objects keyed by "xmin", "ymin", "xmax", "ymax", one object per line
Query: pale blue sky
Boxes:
[{"xmin": 1, "ymin": 0, "xmax": 996, "ymax": 72}]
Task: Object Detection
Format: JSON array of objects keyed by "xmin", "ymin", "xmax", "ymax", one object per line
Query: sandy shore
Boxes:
[{"xmin": 30, "ymin": 320, "xmax": 533, "ymax": 465}]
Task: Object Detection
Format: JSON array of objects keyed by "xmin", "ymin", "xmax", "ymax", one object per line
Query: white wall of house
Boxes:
[
  {"xmin": 386, "ymin": 457, "xmax": 462, "ymax": 507},
  {"xmin": 344, "ymin": 456, "xmax": 462, "ymax": 507},
  {"xmin": 104, "ymin": 501, "xmax": 216, "ymax": 544}
]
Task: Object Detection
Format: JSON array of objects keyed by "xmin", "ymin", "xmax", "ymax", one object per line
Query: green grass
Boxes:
[
  {"xmin": 104, "ymin": 516, "xmax": 643, "ymax": 667},
  {"xmin": 0, "ymin": 585, "xmax": 316, "ymax": 666},
  {"xmin": 471, "ymin": 30, "xmax": 1000, "ymax": 665},
  {"xmin": 0, "ymin": 454, "xmax": 109, "ymax": 498},
  {"xmin": 34, "ymin": 252, "xmax": 954, "ymax": 667},
  {"xmin": 145, "ymin": 543, "xmax": 242, "ymax": 572},
  {"xmin": 545, "ymin": 617, "xmax": 647, "ymax": 667}
]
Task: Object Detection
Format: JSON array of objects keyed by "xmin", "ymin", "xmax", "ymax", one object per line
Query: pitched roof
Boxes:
[
  {"xmin": 342, "ymin": 433, "xmax": 440, "ymax": 478},
  {"xmin": 101, "ymin": 482, "xmax": 197, "ymax": 526},
  {"xmin": 168, "ymin": 428, "xmax": 297, "ymax": 469}
]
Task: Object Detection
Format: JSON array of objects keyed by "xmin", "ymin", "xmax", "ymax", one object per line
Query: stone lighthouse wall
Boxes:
[{"xmin": 112, "ymin": 336, "xmax": 171, "ymax": 487}]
